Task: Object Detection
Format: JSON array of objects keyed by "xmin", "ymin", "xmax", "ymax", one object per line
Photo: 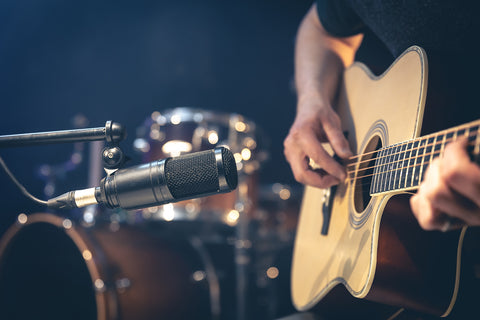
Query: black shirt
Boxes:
[{"xmin": 316, "ymin": 0, "xmax": 479, "ymax": 133}]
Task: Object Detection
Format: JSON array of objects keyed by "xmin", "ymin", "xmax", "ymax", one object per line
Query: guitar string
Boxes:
[
  {"xmin": 345, "ymin": 137, "xmax": 474, "ymax": 176},
  {"xmin": 341, "ymin": 143, "xmax": 480, "ymax": 195},
  {"xmin": 345, "ymin": 131, "xmax": 479, "ymax": 175},
  {"xmin": 308, "ymin": 121, "xmax": 479, "ymax": 192},
  {"xmin": 344, "ymin": 119, "xmax": 480, "ymax": 165},
  {"xmin": 310, "ymin": 138, "xmax": 479, "ymax": 192},
  {"xmin": 346, "ymin": 129, "xmax": 478, "ymax": 171},
  {"xmin": 351, "ymin": 119, "xmax": 480, "ymax": 159},
  {"xmin": 346, "ymin": 143, "xmax": 478, "ymax": 183},
  {"xmin": 345, "ymin": 137, "xmax": 477, "ymax": 181}
]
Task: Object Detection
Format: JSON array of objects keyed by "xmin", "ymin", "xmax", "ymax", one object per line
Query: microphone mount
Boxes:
[{"xmin": 0, "ymin": 120, "xmax": 128, "ymax": 171}]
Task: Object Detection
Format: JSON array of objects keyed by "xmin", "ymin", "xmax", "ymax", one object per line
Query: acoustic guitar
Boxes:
[{"xmin": 291, "ymin": 45, "xmax": 480, "ymax": 317}]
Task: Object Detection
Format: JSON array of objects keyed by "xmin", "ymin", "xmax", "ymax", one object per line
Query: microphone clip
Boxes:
[{"xmin": 101, "ymin": 145, "xmax": 127, "ymax": 174}]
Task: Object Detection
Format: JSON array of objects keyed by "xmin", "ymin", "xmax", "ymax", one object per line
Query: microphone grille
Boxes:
[
  {"xmin": 165, "ymin": 147, "xmax": 237, "ymax": 199},
  {"xmin": 222, "ymin": 146, "xmax": 238, "ymax": 190}
]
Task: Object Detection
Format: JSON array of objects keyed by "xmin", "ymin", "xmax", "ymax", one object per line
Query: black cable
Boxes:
[{"xmin": 0, "ymin": 155, "xmax": 48, "ymax": 206}]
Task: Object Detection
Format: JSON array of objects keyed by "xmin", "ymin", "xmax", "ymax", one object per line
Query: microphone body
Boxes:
[{"xmin": 48, "ymin": 147, "xmax": 238, "ymax": 210}]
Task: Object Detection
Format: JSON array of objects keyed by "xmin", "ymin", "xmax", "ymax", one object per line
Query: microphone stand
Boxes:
[
  {"xmin": 0, "ymin": 120, "xmax": 125, "ymax": 148},
  {"xmin": 0, "ymin": 120, "xmax": 127, "ymax": 170},
  {"xmin": 0, "ymin": 120, "xmax": 127, "ymax": 219}
]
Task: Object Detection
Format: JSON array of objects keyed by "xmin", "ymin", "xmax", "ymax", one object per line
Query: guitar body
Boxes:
[{"xmin": 291, "ymin": 46, "xmax": 467, "ymax": 317}]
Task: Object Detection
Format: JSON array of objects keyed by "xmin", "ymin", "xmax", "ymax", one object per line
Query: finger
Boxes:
[
  {"xmin": 286, "ymin": 153, "xmax": 340, "ymax": 188},
  {"xmin": 322, "ymin": 111, "xmax": 353, "ymax": 159},
  {"xmin": 442, "ymin": 138, "xmax": 480, "ymax": 208},
  {"xmin": 410, "ymin": 192, "xmax": 443, "ymax": 230},
  {"xmin": 410, "ymin": 190, "xmax": 463, "ymax": 231},
  {"xmin": 284, "ymin": 134, "xmax": 340, "ymax": 188},
  {"xmin": 304, "ymin": 170, "xmax": 341, "ymax": 189},
  {"xmin": 428, "ymin": 189, "xmax": 480, "ymax": 225},
  {"xmin": 417, "ymin": 156, "xmax": 479, "ymax": 227},
  {"xmin": 301, "ymin": 129, "xmax": 347, "ymax": 181},
  {"xmin": 410, "ymin": 159, "xmax": 450, "ymax": 230}
]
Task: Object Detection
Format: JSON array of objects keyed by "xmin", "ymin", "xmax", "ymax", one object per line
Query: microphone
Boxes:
[{"xmin": 47, "ymin": 147, "xmax": 238, "ymax": 210}]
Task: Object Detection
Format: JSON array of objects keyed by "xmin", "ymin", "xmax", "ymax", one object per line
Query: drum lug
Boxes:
[
  {"xmin": 192, "ymin": 270, "xmax": 207, "ymax": 282},
  {"xmin": 115, "ymin": 277, "xmax": 131, "ymax": 293},
  {"xmin": 94, "ymin": 279, "xmax": 106, "ymax": 293},
  {"xmin": 94, "ymin": 277, "xmax": 131, "ymax": 293}
]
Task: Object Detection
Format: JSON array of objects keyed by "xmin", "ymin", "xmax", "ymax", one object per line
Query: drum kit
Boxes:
[{"xmin": 0, "ymin": 108, "xmax": 301, "ymax": 320}]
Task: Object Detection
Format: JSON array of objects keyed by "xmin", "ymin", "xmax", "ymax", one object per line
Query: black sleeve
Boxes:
[{"xmin": 316, "ymin": 0, "xmax": 366, "ymax": 37}]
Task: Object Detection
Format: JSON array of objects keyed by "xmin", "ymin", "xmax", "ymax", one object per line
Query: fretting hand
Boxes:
[{"xmin": 410, "ymin": 137, "xmax": 480, "ymax": 231}]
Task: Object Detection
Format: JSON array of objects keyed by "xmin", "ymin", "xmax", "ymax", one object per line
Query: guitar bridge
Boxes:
[{"xmin": 321, "ymin": 185, "xmax": 336, "ymax": 235}]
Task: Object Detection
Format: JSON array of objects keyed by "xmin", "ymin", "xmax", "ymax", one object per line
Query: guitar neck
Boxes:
[{"xmin": 369, "ymin": 119, "xmax": 480, "ymax": 195}]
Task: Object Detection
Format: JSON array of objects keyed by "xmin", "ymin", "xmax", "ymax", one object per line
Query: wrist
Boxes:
[{"xmin": 297, "ymin": 90, "xmax": 329, "ymax": 110}]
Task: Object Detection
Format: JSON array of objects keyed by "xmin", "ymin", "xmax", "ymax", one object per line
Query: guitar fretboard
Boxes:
[{"xmin": 370, "ymin": 120, "xmax": 480, "ymax": 195}]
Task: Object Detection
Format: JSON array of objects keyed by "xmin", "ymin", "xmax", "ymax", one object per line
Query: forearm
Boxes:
[
  {"xmin": 294, "ymin": 4, "xmax": 363, "ymax": 107},
  {"xmin": 284, "ymin": 4, "xmax": 363, "ymax": 188}
]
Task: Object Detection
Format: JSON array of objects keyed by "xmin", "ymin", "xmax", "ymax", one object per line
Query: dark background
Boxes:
[
  {"xmin": 0, "ymin": 1, "xmax": 406, "ymax": 319},
  {"xmin": 0, "ymin": 0, "xmax": 314, "ymax": 226},
  {"xmin": 0, "ymin": 1, "xmax": 314, "ymax": 319}
]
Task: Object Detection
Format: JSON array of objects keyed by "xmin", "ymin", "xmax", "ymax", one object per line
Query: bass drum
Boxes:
[{"xmin": 0, "ymin": 213, "xmax": 236, "ymax": 320}]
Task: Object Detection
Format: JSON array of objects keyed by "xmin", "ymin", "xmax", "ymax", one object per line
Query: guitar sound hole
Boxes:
[{"xmin": 353, "ymin": 136, "xmax": 382, "ymax": 213}]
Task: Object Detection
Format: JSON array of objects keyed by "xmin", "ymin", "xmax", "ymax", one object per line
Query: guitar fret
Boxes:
[
  {"xmin": 396, "ymin": 143, "xmax": 407, "ymax": 190},
  {"xmin": 439, "ymin": 132, "xmax": 445, "ymax": 154},
  {"xmin": 373, "ymin": 149, "xmax": 383, "ymax": 194},
  {"xmin": 433, "ymin": 134, "xmax": 444, "ymax": 160},
  {"xmin": 474, "ymin": 125, "xmax": 480, "ymax": 163},
  {"xmin": 420, "ymin": 136, "xmax": 436, "ymax": 182},
  {"xmin": 388, "ymin": 146, "xmax": 397, "ymax": 191},
  {"xmin": 412, "ymin": 139, "xmax": 426, "ymax": 187},
  {"xmin": 377, "ymin": 147, "xmax": 387, "ymax": 193},
  {"xmin": 452, "ymin": 129, "xmax": 459, "ymax": 142},
  {"xmin": 467, "ymin": 126, "xmax": 477, "ymax": 144},
  {"xmin": 382, "ymin": 147, "xmax": 394, "ymax": 193},
  {"xmin": 375, "ymin": 149, "xmax": 383, "ymax": 193},
  {"xmin": 371, "ymin": 149, "xmax": 385, "ymax": 194},
  {"xmin": 377, "ymin": 149, "xmax": 387, "ymax": 193},
  {"xmin": 376, "ymin": 148, "xmax": 387, "ymax": 193},
  {"xmin": 466, "ymin": 125, "xmax": 478, "ymax": 162},
  {"xmin": 369, "ymin": 120, "xmax": 480, "ymax": 195},
  {"xmin": 444, "ymin": 131, "xmax": 454, "ymax": 155},
  {"xmin": 401, "ymin": 142, "xmax": 413, "ymax": 189},
  {"xmin": 389, "ymin": 144, "xmax": 401, "ymax": 191},
  {"xmin": 407, "ymin": 141, "xmax": 419, "ymax": 188},
  {"xmin": 386, "ymin": 146, "xmax": 395, "ymax": 192}
]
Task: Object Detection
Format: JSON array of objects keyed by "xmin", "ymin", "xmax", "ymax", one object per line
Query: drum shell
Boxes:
[
  {"xmin": 132, "ymin": 107, "xmax": 265, "ymax": 224},
  {"xmin": 0, "ymin": 213, "xmax": 235, "ymax": 320}
]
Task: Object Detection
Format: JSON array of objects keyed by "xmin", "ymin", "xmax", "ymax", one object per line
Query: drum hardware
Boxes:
[
  {"xmin": 131, "ymin": 107, "xmax": 266, "ymax": 226},
  {"xmin": 115, "ymin": 278, "xmax": 132, "ymax": 293},
  {"xmin": 1, "ymin": 113, "xmax": 284, "ymax": 319},
  {"xmin": 0, "ymin": 120, "xmax": 129, "ymax": 216},
  {"xmin": 0, "ymin": 119, "xmax": 127, "ymax": 176},
  {"xmin": 0, "ymin": 188, "xmax": 300, "ymax": 320},
  {"xmin": 129, "ymin": 108, "xmax": 302, "ymax": 320},
  {"xmin": 94, "ymin": 279, "xmax": 107, "ymax": 292},
  {"xmin": 0, "ymin": 212, "xmax": 241, "ymax": 320},
  {"xmin": 0, "ymin": 109, "xmax": 300, "ymax": 319},
  {"xmin": 233, "ymin": 169, "xmax": 254, "ymax": 320}
]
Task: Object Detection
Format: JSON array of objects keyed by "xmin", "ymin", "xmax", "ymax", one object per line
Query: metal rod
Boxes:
[{"xmin": 0, "ymin": 121, "xmax": 126, "ymax": 148}]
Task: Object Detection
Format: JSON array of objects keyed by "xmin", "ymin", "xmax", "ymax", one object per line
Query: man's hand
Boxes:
[
  {"xmin": 410, "ymin": 137, "xmax": 480, "ymax": 231},
  {"xmin": 283, "ymin": 96, "xmax": 352, "ymax": 189}
]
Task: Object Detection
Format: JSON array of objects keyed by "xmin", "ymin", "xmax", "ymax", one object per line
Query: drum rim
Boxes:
[
  {"xmin": 151, "ymin": 106, "xmax": 255, "ymax": 129},
  {"xmin": 0, "ymin": 213, "xmax": 116, "ymax": 320}
]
